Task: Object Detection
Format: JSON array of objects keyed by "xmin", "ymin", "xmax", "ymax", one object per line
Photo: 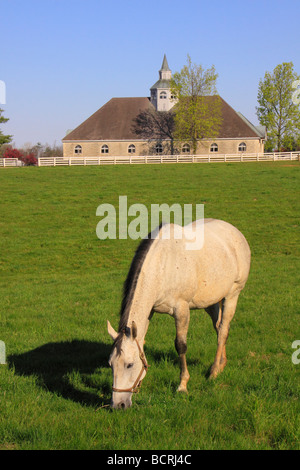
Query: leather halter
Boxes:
[{"xmin": 112, "ymin": 338, "xmax": 149, "ymax": 394}]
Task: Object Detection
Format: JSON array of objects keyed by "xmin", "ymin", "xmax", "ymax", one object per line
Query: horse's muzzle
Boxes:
[{"xmin": 111, "ymin": 393, "xmax": 132, "ymax": 409}]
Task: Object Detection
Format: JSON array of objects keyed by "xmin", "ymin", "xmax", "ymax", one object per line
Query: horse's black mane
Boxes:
[
  {"xmin": 114, "ymin": 226, "xmax": 161, "ymax": 355},
  {"xmin": 119, "ymin": 235, "xmax": 155, "ymax": 330}
]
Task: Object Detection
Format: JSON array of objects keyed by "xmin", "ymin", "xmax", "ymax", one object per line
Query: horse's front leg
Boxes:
[{"xmin": 174, "ymin": 301, "xmax": 190, "ymax": 393}]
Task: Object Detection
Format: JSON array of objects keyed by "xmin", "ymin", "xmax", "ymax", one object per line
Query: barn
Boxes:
[{"xmin": 62, "ymin": 55, "xmax": 266, "ymax": 158}]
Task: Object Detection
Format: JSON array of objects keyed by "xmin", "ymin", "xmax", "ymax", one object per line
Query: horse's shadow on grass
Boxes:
[
  {"xmin": 8, "ymin": 341, "xmax": 211, "ymax": 408},
  {"xmin": 8, "ymin": 340, "xmax": 112, "ymax": 408}
]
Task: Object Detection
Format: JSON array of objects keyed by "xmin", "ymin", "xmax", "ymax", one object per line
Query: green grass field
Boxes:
[{"xmin": 0, "ymin": 162, "xmax": 299, "ymax": 450}]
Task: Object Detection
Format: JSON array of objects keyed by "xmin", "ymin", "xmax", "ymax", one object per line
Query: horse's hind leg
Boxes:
[
  {"xmin": 209, "ymin": 294, "xmax": 239, "ymax": 379},
  {"xmin": 206, "ymin": 300, "xmax": 227, "ymax": 370},
  {"xmin": 174, "ymin": 301, "xmax": 190, "ymax": 393}
]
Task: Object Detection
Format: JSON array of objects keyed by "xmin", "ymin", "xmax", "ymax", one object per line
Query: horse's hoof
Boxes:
[
  {"xmin": 208, "ymin": 366, "xmax": 220, "ymax": 380},
  {"xmin": 177, "ymin": 384, "xmax": 188, "ymax": 393}
]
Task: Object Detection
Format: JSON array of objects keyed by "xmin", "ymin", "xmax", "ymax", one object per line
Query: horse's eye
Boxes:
[{"xmin": 127, "ymin": 363, "xmax": 133, "ymax": 369}]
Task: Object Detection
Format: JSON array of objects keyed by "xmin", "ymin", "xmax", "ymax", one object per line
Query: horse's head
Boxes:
[{"xmin": 107, "ymin": 320, "xmax": 148, "ymax": 409}]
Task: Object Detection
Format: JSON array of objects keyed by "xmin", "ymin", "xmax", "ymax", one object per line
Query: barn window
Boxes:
[
  {"xmin": 160, "ymin": 91, "xmax": 167, "ymax": 99},
  {"xmin": 74, "ymin": 145, "xmax": 82, "ymax": 155},
  {"xmin": 128, "ymin": 144, "xmax": 136, "ymax": 154},
  {"xmin": 101, "ymin": 144, "xmax": 109, "ymax": 154},
  {"xmin": 182, "ymin": 143, "xmax": 190, "ymax": 153},
  {"xmin": 156, "ymin": 143, "xmax": 163, "ymax": 154},
  {"xmin": 210, "ymin": 143, "xmax": 218, "ymax": 152},
  {"xmin": 238, "ymin": 142, "xmax": 247, "ymax": 152}
]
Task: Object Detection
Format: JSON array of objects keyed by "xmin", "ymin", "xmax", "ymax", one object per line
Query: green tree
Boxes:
[
  {"xmin": 256, "ymin": 62, "xmax": 300, "ymax": 151},
  {"xmin": 171, "ymin": 55, "xmax": 222, "ymax": 154},
  {"xmin": 0, "ymin": 108, "xmax": 12, "ymax": 147}
]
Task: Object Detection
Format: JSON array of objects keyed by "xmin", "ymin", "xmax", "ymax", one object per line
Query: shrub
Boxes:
[
  {"xmin": 3, "ymin": 147, "xmax": 23, "ymax": 160},
  {"xmin": 22, "ymin": 152, "xmax": 37, "ymax": 166},
  {"xmin": 2, "ymin": 147, "xmax": 37, "ymax": 166}
]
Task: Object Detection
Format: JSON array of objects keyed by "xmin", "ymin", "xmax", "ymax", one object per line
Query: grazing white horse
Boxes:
[{"xmin": 108, "ymin": 219, "xmax": 251, "ymax": 409}]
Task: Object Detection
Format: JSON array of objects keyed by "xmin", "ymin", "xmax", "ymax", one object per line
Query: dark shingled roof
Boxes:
[
  {"xmin": 63, "ymin": 97, "xmax": 153, "ymax": 141},
  {"xmin": 63, "ymin": 96, "xmax": 263, "ymax": 141},
  {"xmin": 217, "ymin": 97, "xmax": 261, "ymax": 138}
]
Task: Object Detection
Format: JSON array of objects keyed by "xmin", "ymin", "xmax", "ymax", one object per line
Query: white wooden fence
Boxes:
[
  {"xmin": 1, "ymin": 152, "xmax": 300, "ymax": 168},
  {"xmin": 37, "ymin": 152, "xmax": 300, "ymax": 166},
  {"xmin": 0, "ymin": 158, "xmax": 21, "ymax": 167}
]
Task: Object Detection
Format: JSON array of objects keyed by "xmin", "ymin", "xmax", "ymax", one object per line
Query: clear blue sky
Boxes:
[{"xmin": 1, "ymin": 0, "xmax": 299, "ymax": 147}]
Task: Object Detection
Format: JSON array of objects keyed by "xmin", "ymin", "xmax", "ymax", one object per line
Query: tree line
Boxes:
[{"xmin": 0, "ymin": 130, "xmax": 63, "ymax": 165}]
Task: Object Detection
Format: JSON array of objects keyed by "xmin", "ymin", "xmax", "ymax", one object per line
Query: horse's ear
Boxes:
[
  {"xmin": 131, "ymin": 321, "xmax": 138, "ymax": 340},
  {"xmin": 107, "ymin": 320, "xmax": 118, "ymax": 341}
]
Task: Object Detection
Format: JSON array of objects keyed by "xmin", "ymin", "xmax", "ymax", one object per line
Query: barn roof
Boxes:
[
  {"xmin": 62, "ymin": 96, "xmax": 263, "ymax": 141},
  {"xmin": 63, "ymin": 98, "xmax": 153, "ymax": 141},
  {"xmin": 217, "ymin": 97, "xmax": 264, "ymax": 139}
]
